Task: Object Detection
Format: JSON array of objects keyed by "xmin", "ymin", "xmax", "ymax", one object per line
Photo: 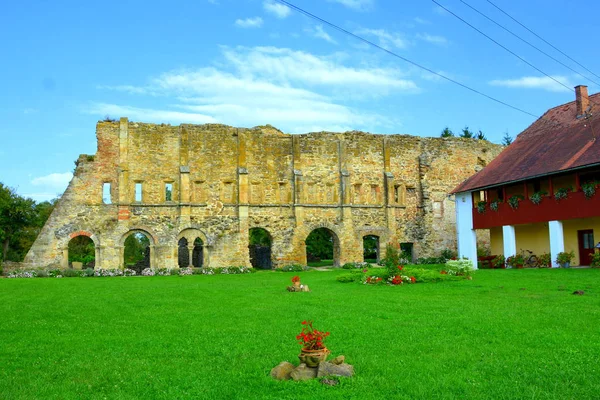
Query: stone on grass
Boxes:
[
  {"xmin": 331, "ymin": 355, "xmax": 345, "ymax": 365},
  {"xmin": 270, "ymin": 361, "xmax": 295, "ymax": 380},
  {"xmin": 290, "ymin": 363, "xmax": 318, "ymax": 381},
  {"xmin": 317, "ymin": 361, "xmax": 354, "ymax": 377}
]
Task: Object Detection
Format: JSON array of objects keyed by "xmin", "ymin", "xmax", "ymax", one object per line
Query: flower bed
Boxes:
[
  {"xmin": 3, "ymin": 266, "xmax": 254, "ymax": 278},
  {"xmin": 337, "ymin": 259, "xmax": 474, "ymax": 286}
]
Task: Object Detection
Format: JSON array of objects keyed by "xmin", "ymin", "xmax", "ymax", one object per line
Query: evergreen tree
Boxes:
[
  {"xmin": 440, "ymin": 127, "xmax": 454, "ymax": 137},
  {"xmin": 501, "ymin": 131, "xmax": 513, "ymax": 146},
  {"xmin": 460, "ymin": 126, "xmax": 474, "ymax": 138}
]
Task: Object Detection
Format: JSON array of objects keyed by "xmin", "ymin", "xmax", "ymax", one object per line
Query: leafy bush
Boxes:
[
  {"xmin": 445, "ymin": 259, "xmax": 474, "ymax": 277},
  {"xmin": 82, "ymin": 268, "xmax": 95, "ymax": 277},
  {"xmin": 336, "ymin": 271, "xmax": 363, "ymax": 283},
  {"xmin": 179, "ymin": 267, "xmax": 194, "ymax": 276},
  {"xmin": 381, "ymin": 244, "xmax": 400, "ymax": 268},
  {"xmin": 591, "ymin": 252, "xmax": 600, "ymax": 268},
  {"xmin": 62, "ymin": 268, "xmax": 82, "ymax": 277},
  {"xmin": 275, "ymin": 264, "xmax": 308, "ymax": 272},
  {"xmin": 341, "ymin": 261, "xmax": 369, "ymax": 269},
  {"xmin": 7, "ymin": 270, "xmax": 37, "ymax": 278},
  {"xmin": 416, "ymin": 256, "xmax": 446, "ymax": 264}
]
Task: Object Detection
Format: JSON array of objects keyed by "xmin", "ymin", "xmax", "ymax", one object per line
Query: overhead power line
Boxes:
[
  {"xmin": 459, "ymin": 0, "xmax": 600, "ymax": 88},
  {"xmin": 486, "ymin": 0, "xmax": 600, "ymax": 82},
  {"xmin": 431, "ymin": 0, "xmax": 573, "ymax": 94},
  {"xmin": 273, "ymin": 0, "xmax": 541, "ymax": 120}
]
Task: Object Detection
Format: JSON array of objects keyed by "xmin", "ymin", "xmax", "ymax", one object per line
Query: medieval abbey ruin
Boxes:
[{"xmin": 24, "ymin": 118, "xmax": 501, "ymax": 269}]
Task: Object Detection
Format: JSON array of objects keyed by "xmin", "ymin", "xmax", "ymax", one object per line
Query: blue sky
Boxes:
[{"xmin": 2, "ymin": 0, "xmax": 599, "ymax": 202}]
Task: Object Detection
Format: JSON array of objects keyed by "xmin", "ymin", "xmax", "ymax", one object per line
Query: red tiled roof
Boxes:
[{"xmin": 452, "ymin": 93, "xmax": 600, "ymax": 193}]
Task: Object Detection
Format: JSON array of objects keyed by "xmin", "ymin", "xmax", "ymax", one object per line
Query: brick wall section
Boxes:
[{"xmin": 24, "ymin": 120, "xmax": 502, "ymax": 269}]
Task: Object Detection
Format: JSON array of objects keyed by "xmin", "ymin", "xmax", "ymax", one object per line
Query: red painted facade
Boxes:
[{"xmin": 473, "ymin": 190, "xmax": 600, "ymax": 229}]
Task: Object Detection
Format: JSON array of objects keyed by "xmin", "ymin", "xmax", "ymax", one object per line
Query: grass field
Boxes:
[{"xmin": 1, "ymin": 268, "xmax": 599, "ymax": 399}]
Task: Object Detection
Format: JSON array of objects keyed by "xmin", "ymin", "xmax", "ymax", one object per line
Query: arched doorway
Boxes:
[
  {"xmin": 363, "ymin": 235, "xmax": 380, "ymax": 263},
  {"xmin": 192, "ymin": 238, "xmax": 204, "ymax": 268},
  {"xmin": 124, "ymin": 232, "xmax": 151, "ymax": 273},
  {"xmin": 305, "ymin": 227, "xmax": 340, "ymax": 267},
  {"xmin": 68, "ymin": 235, "xmax": 95, "ymax": 269},
  {"xmin": 249, "ymin": 228, "xmax": 272, "ymax": 269}
]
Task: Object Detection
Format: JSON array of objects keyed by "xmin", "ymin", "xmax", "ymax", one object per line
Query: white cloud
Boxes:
[
  {"xmin": 355, "ymin": 28, "xmax": 409, "ymax": 49},
  {"xmin": 95, "ymin": 46, "xmax": 418, "ymax": 133},
  {"xmin": 235, "ymin": 17, "xmax": 263, "ymax": 28},
  {"xmin": 327, "ymin": 0, "xmax": 373, "ymax": 11},
  {"xmin": 86, "ymin": 103, "xmax": 218, "ymax": 124},
  {"xmin": 414, "ymin": 17, "xmax": 430, "ymax": 25},
  {"xmin": 433, "ymin": 5, "xmax": 448, "ymax": 15},
  {"xmin": 263, "ymin": 1, "xmax": 291, "ymax": 18},
  {"xmin": 489, "ymin": 76, "xmax": 572, "ymax": 92},
  {"xmin": 30, "ymin": 172, "xmax": 72, "ymax": 200},
  {"xmin": 416, "ymin": 33, "xmax": 448, "ymax": 45},
  {"xmin": 307, "ymin": 25, "xmax": 337, "ymax": 44}
]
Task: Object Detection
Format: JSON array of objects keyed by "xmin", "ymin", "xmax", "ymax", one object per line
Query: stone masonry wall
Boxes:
[{"xmin": 24, "ymin": 118, "xmax": 502, "ymax": 269}]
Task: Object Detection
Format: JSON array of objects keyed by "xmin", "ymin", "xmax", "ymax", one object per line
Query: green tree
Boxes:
[
  {"xmin": 440, "ymin": 127, "xmax": 454, "ymax": 137},
  {"xmin": 249, "ymin": 228, "xmax": 271, "ymax": 246},
  {"xmin": 501, "ymin": 131, "xmax": 513, "ymax": 146},
  {"xmin": 460, "ymin": 126, "xmax": 474, "ymax": 138},
  {"xmin": 475, "ymin": 130, "xmax": 487, "ymax": 140},
  {"xmin": 0, "ymin": 184, "xmax": 36, "ymax": 262},
  {"xmin": 124, "ymin": 233, "xmax": 150, "ymax": 265},
  {"xmin": 305, "ymin": 228, "xmax": 334, "ymax": 259}
]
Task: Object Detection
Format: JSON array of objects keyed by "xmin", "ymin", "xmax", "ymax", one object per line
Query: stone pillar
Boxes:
[
  {"xmin": 549, "ymin": 220, "xmax": 564, "ymax": 268},
  {"xmin": 95, "ymin": 246, "xmax": 102, "ymax": 270},
  {"xmin": 61, "ymin": 248, "xmax": 69, "ymax": 269},
  {"xmin": 455, "ymin": 191, "xmax": 478, "ymax": 268},
  {"xmin": 117, "ymin": 117, "xmax": 131, "ymax": 221},
  {"xmin": 149, "ymin": 245, "xmax": 156, "ymax": 269},
  {"xmin": 187, "ymin": 245, "xmax": 194, "ymax": 268},
  {"xmin": 502, "ymin": 225, "xmax": 517, "ymax": 260}
]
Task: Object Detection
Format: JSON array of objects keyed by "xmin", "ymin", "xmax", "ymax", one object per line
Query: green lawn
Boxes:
[{"xmin": 1, "ymin": 268, "xmax": 599, "ymax": 399}]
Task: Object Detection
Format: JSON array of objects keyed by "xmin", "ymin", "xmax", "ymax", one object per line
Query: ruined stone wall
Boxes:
[{"xmin": 24, "ymin": 118, "xmax": 502, "ymax": 269}]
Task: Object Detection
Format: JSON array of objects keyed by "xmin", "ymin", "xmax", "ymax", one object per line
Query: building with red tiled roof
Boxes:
[{"xmin": 453, "ymin": 86, "xmax": 600, "ymax": 268}]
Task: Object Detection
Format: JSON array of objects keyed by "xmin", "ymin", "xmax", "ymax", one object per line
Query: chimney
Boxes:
[{"xmin": 575, "ymin": 85, "xmax": 589, "ymax": 116}]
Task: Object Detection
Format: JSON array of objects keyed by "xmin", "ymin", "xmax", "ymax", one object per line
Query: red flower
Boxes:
[
  {"xmin": 410, "ymin": 276, "xmax": 416, "ymax": 283},
  {"xmin": 397, "ymin": 266, "xmax": 404, "ymax": 271},
  {"xmin": 297, "ymin": 321, "xmax": 329, "ymax": 350},
  {"xmin": 440, "ymin": 270, "xmax": 448, "ymax": 275},
  {"xmin": 292, "ymin": 275, "xmax": 300, "ymax": 283}
]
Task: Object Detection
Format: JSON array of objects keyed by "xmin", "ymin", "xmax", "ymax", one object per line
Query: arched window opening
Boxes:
[
  {"xmin": 178, "ymin": 237, "xmax": 189, "ymax": 268},
  {"xmin": 249, "ymin": 228, "xmax": 272, "ymax": 269},
  {"xmin": 192, "ymin": 237, "xmax": 204, "ymax": 268}
]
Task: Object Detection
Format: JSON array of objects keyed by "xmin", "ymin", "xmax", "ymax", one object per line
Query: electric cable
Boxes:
[
  {"xmin": 486, "ymin": 0, "xmax": 600, "ymax": 81},
  {"xmin": 458, "ymin": 0, "xmax": 600, "ymax": 88}
]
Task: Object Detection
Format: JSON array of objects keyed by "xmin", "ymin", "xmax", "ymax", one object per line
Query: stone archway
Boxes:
[
  {"xmin": 63, "ymin": 231, "xmax": 100, "ymax": 269},
  {"xmin": 120, "ymin": 228, "xmax": 157, "ymax": 272},
  {"xmin": 305, "ymin": 227, "xmax": 341, "ymax": 267}
]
